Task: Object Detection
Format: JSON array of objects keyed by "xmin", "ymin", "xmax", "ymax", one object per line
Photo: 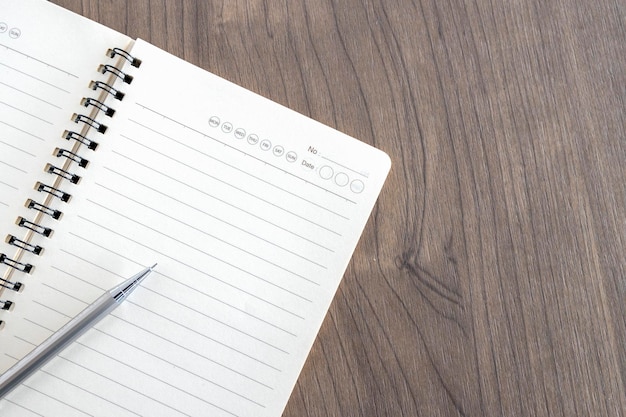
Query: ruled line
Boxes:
[
  {"xmin": 40, "ymin": 281, "xmax": 91, "ymax": 305},
  {"xmin": 0, "ymin": 101, "xmax": 53, "ymax": 124},
  {"xmin": 91, "ymin": 326, "xmax": 272, "ymax": 404},
  {"xmin": 31, "ymin": 300, "xmax": 72, "ymax": 319},
  {"xmin": 75, "ymin": 337, "xmax": 260, "ymax": 414},
  {"xmin": 79, "ymin": 202, "xmax": 315, "ymax": 302},
  {"xmin": 91, "ymin": 183, "xmax": 324, "ymax": 282},
  {"xmin": 38, "ymin": 368, "xmax": 143, "ymax": 416},
  {"xmin": 102, "ymin": 163, "xmax": 335, "ymax": 253},
  {"xmin": 0, "ymin": 139, "xmax": 37, "ymax": 157},
  {"xmin": 125, "ymin": 301, "xmax": 281, "ymax": 372},
  {"xmin": 50, "ymin": 265, "xmax": 103, "ymax": 292},
  {"xmin": 13, "ymin": 335, "xmax": 37, "ymax": 347},
  {"xmin": 11, "ymin": 384, "xmax": 87, "ymax": 416},
  {"xmin": 0, "ymin": 170, "xmax": 18, "ymax": 207},
  {"xmin": 0, "ymin": 119, "xmax": 46, "ymax": 141},
  {"xmin": 63, "ymin": 233, "xmax": 305, "ymax": 319},
  {"xmin": 0, "ymin": 399, "xmax": 46, "ymax": 417},
  {"xmin": 101, "ymin": 317, "xmax": 275, "ymax": 389},
  {"xmin": 0, "ymin": 180, "xmax": 19, "ymax": 190},
  {"xmin": 55, "ymin": 247, "xmax": 297, "ymax": 336},
  {"xmin": 132, "ymin": 284, "xmax": 290, "ymax": 354},
  {"xmin": 95, "ymin": 177, "xmax": 332, "ymax": 264},
  {"xmin": 155, "ymin": 270, "xmax": 299, "ymax": 336},
  {"xmin": 22, "ymin": 318, "xmax": 55, "ymax": 334},
  {"xmin": 53, "ymin": 355, "xmax": 197, "ymax": 417},
  {"xmin": 0, "ymin": 159, "xmax": 28, "ymax": 173},
  {"xmin": 0, "ymin": 44, "xmax": 78, "ymax": 81},
  {"xmin": 0, "ymin": 81, "xmax": 63, "ymax": 109},
  {"xmin": 0, "ymin": 61, "xmax": 73, "ymax": 93}
]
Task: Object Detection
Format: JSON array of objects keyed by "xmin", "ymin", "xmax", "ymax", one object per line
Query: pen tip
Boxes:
[{"xmin": 150, "ymin": 263, "xmax": 157, "ymax": 270}]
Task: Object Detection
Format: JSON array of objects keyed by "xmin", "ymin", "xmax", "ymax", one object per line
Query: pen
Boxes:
[{"xmin": 0, "ymin": 263, "xmax": 156, "ymax": 399}]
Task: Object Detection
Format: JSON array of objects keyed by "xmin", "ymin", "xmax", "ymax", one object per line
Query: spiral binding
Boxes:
[
  {"xmin": 0, "ymin": 255, "xmax": 31, "ymax": 276},
  {"xmin": 98, "ymin": 64, "xmax": 133, "ymax": 84},
  {"xmin": 0, "ymin": 47, "xmax": 140, "ymax": 318},
  {"xmin": 7, "ymin": 235, "xmax": 43, "ymax": 255},
  {"xmin": 107, "ymin": 47, "xmax": 142, "ymax": 68},
  {"xmin": 36, "ymin": 182, "xmax": 72, "ymax": 202},
  {"xmin": 26, "ymin": 199, "xmax": 63, "ymax": 220},
  {"xmin": 55, "ymin": 148, "xmax": 89, "ymax": 169},
  {"xmin": 81, "ymin": 97, "xmax": 116, "ymax": 117},
  {"xmin": 63, "ymin": 130, "xmax": 99, "ymax": 150},
  {"xmin": 89, "ymin": 81, "xmax": 125, "ymax": 101},
  {"xmin": 72, "ymin": 113, "xmax": 108, "ymax": 134},
  {"xmin": 16, "ymin": 217, "xmax": 53, "ymax": 237},
  {"xmin": 45, "ymin": 163, "xmax": 82, "ymax": 184}
]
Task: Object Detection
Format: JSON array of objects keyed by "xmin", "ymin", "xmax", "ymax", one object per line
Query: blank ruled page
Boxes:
[{"xmin": 0, "ymin": 38, "xmax": 389, "ymax": 417}]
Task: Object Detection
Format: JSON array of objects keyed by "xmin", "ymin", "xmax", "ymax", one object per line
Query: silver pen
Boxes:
[{"xmin": 0, "ymin": 263, "xmax": 156, "ymax": 399}]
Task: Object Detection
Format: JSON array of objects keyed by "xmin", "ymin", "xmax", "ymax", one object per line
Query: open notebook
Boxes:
[{"xmin": 0, "ymin": 0, "xmax": 390, "ymax": 415}]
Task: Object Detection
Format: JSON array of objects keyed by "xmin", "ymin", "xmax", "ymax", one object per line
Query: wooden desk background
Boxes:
[{"xmin": 52, "ymin": 1, "xmax": 626, "ymax": 415}]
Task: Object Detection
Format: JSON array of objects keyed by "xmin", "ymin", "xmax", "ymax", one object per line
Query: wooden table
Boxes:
[{"xmin": 52, "ymin": 1, "xmax": 626, "ymax": 415}]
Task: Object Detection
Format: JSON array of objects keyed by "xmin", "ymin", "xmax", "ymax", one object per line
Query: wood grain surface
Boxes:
[{"xmin": 50, "ymin": 1, "xmax": 626, "ymax": 415}]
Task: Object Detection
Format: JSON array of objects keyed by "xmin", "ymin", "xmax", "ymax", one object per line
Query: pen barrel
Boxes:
[{"xmin": 0, "ymin": 292, "xmax": 117, "ymax": 399}]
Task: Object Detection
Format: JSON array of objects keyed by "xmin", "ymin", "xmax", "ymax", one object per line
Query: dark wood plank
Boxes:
[{"xmin": 49, "ymin": 1, "xmax": 626, "ymax": 415}]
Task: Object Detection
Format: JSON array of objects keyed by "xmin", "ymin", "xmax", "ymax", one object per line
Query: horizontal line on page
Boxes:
[
  {"xmin": 0, "ymin": 81, "xmax": 63, "ymax": 109},
  {"xmin": 80, "ymin": 202, "xmax": 315, "ymax": 302},
  {"xmin": 66, "ymin": 230, "xmax": 306, "ymax": 319},
  {"xmin": 0, "ymin": 43, "xmax": 79, "ymax": 80}
]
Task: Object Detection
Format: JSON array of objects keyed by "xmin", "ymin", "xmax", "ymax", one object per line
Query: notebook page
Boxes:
[
  {"xmin": 0, "ymin": 0, "xmax": 131, "ymax": 368},
  {"xmin": 0, "ymin": 39, "xmax": 390, "ymax": 416}
]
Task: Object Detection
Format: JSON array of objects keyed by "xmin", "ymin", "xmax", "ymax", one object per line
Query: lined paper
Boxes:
[
  {"xmin": 0, "ymin": 3, "xmax": 389, "ymax": 415},
  {"xmin": 0, "ymin": 37, "xmax": 74, "ymax": 244}
]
